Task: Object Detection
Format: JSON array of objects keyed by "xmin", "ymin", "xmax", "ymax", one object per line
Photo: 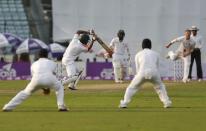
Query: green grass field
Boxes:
[{"xmin": 0, "ymin": 80, "xmax": 206, "ymax": 131}]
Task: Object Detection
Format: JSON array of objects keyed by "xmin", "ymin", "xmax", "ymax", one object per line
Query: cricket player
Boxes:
[
  {"xmin": 2, "ymin": 49, "xmax": 68, "ymax": 112},
  {"xmin": 62, "ymin": 30, "xmax": 96, "ymax": 90},
  {"xmin": 165, "ymin": 29, "xmax": 195, "ymax": 83},
  {"xmin": 109, "ymin": 30, "xmax": 131, "ymax": 83},
  {"xmin": 188, "ymin": 26, "xmax": 203, "ymax": 82},
  {"xmin": 119, "ymin": 38, "xmax": 172, "ymax": 108}
]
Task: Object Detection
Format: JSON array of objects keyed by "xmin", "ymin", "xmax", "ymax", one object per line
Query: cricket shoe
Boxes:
[
  {"xmin": 164, "ymin": 101, "xmax": 172, "ymax": 108},
  {"xmin": 58, "ymin": 105, "xmax": 69, "ymax": 112},
  {"xmin": 2, "ymin": 109, "xmax": 12, "ymax": 112},
  {"xmin": 119, "ymin": 100, "xmax": 127, "ymax": 108},
  {"xmin": 68, "ymin": 84, "xmax": 77, "ymax": 90},
  {"xmin": 58, "ymin": 108, "xmax": 69, "ymax": 112},
  {"xmin": 68, "ymin": 70, "xmax": 84, "ymax": 90},
  {"xmin": 198, "ymin": 79, "xmax": 202, "ymax": 82}
]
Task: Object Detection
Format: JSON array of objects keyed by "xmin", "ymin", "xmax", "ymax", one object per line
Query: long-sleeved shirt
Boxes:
[
  {"xmin": 170, "ymin": 36, "xmax": 195, "ymax": 53},
  {"xmin": 135, "ymin": 49, "xmax": 159, "ymax": 75},
  {"xmin": 31, "ymin": 58, "xmax": 56, "ymax": 76},
  {"xmin": 191, "ymin": 34, "xmax": 203, "ymax": 49},
  {"xmin": 62, "ymin": 34, "xmax": 88, "ymax": 65}
]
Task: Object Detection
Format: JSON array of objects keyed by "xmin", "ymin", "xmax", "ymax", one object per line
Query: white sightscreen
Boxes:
[{"xmin": 53, "ymin": 0, "xmax": 206, "ymax": 77}]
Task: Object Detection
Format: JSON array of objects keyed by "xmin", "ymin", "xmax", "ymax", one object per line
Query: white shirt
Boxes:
[
  {"xmin": 62, "ymin": 34, "xmax": 88, "ymax": 64},
  {"xmin": 109, "ymin": 37, "xmax": 130, "ymax": 56},
  {"xmin": 31, "ymin": 58, "xmax": 56, "ymax": 76},
  {"xmin": 135, "ymin": 49, "xmax": 159, "ymax": 74},
  {"xmin": 191, "ymin": 34, "xmax": 203, "ymax": 49},
  {"xmin": 170, "ymin": 36, "xmax": 195, "ymax": 53}
]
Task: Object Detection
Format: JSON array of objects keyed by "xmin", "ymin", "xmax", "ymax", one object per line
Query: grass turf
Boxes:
[{"xmin": 0, "ymin": 80, "xmax": 206, "ymax": 131}]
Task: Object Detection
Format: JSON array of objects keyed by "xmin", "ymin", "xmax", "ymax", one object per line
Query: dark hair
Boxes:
[
  {"xmin": 80, "ymin": 34, "xmax": 90, "ymax": 45},
  {"xmin": 142, "ymin": 38, "xmax": 152, "ymax": 49},
  {"xmin": 117, "ymin": 29, "xmax": 125, "ymax": 41},
  {"xmin": 39, "ymin": 49, "xmax": 48, "ymax": 58},
  {"xmin": 19, "ymin": 53, "xmax": 30, "ymax": 62}
]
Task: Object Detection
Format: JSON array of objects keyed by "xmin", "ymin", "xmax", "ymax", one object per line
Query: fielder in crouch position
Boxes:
[
  {"xmin": 165, "ymin": 29, "xmax": 195, "ymax": 83},
  {"xmin": 119, "ymin": 39, "xmax": 172, "ymax": 108},
  {"xmin": 109, "ymin": 30, "xmax": 131, "ymax": 83},
  {"xmin": 62, "ymin": 30, "xmax": 96, "ymax": 90},
  {"xmin": 2, "ymin": 49, "xmax": 68, "ymax": 111}
]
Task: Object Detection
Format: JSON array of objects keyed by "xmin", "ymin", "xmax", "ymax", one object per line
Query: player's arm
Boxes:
[
  {"xmin": 94, "ymin": 34, "xmax": 113, "ymax": 57},
  {"xmin": 165, "ymin": 36, "xmax": 184, "ymax": 48},
  {"xmin": 182, "ymin": 48, "xmax": 193, "ymax": 57},
  {"xmin": 126, "ymin": 44, "xmax": 131, "ymax": 61},
  {"xmin": 87, "ymin": 36, "xmax": 96, "ymax": 51}
]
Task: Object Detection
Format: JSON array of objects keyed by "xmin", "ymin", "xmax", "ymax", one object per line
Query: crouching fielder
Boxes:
[
  {"xmin": 2, "ymin": 49, "xmax": 67, "ymax": 112},
  {"xmin": 119, "ymin": 39, "xmax": 172, "ymax": 108}
]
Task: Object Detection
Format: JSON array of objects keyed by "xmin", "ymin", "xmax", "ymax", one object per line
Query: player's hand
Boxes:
[
  {"xmin": 165, "ymin": 43, "xmax": 171, "ymax": 48},
  {"xmin": 92, "ymin": 33, "xmax": 98, "ymax": 41},
  {"xmin": 89, "ymin": 29, "xmax": 95, "ymax": 35},
  {"xmin": 165, "ymin": 44, "xmax": 169, "ymax": 48},
  {"xmin": 43, "ymin": 88, "xmax": 50, "ymax": 95}
]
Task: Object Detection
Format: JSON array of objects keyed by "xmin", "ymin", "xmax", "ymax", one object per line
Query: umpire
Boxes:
[{"xmin": 188, "ymin": 26, "xmax": 203, "ymax": 81}]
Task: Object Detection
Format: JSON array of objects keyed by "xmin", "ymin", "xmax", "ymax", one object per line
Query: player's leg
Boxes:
[
  {"xmin": 188, "ymin": 51, "xmax": 195, "ymax": 79},
  {"xmin": 194, "ymin": 49, "xmax": 203, "ymax": 80},
  {"xmin": 182, "ymin": 56, "xmax": 191, "ymax": 83},
  {"xmin": 73, "ymin": 68, "xmax": 84, "ymax": 88},
  {"xmin": 152, "ymin": 75, "xmax": 172, "ymax": 108},
  {"xmin": 121, "ymin": 57, "xmax": 130, "ymax": 81},
  {"xmin": 2, "ymin": 81, "xmax": 36, "ymax": 111},
  {"xmin": 119, "ymin": 74, "xmax": 144, "ymax": 108},
  {"xmin": 167, "ymin": 51, "xmax": 179, "ymax": 61},
  {"xmin": 52, "ymin": 77, "xmax": 68, "ymax": 111},
  {"xmin": 112, "ymin": 59, "xmax": 122, "ymax": 83},
  {"xmin": 62, "ymin": 63, "xmax": 78, "ymax": 89}
]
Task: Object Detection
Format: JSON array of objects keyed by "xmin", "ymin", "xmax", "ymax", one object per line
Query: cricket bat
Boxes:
[{"xmin": 95, "ymin": 36, "xmax": 113, "ymax": 58}]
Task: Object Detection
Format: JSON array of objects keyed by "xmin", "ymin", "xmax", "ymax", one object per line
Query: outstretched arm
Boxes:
[
  {"xmin": 94, "ymin": 33, "xmax": 113, "ymax": 57},
  {"xmin": 165, "ymin": 36, "xmax": 185, "ymax": 48},
  {"xmin": 87, "ymin": 36, "xmax": 96, "ymax": 51}
]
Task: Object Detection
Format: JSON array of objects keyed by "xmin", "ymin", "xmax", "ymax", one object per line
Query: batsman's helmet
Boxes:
[
  {"xmin": 117, "ymin": 29, "xmax": 125, "ymax": 41},
  {"xmin": 80, "ymin": 34, "xmax": 90, "ymax": 45}
]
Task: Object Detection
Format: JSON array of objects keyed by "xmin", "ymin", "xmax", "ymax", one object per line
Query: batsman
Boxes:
[{"xmin": 93, "ymin": 30, "xmax": 131, "ymax": 83}]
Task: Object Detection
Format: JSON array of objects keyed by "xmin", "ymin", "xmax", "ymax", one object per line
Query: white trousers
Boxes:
[
  {"xmin": 62, "ymin": 61, "xmax": 78, "ymax": 86},
  {"xmin": 112, "ymin": 54, "xmax": 128, "ymax": 82},
  {"xmin": 3, "ymin": 73, "xmax": 65, "ymax": 110},
  {"xmin": 121, "ymin": 70, "xmax": 171, "ymax": 106},
  {"xmin": 168, "ymin": 51, "xmax": 191, "ymax": 81}
]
